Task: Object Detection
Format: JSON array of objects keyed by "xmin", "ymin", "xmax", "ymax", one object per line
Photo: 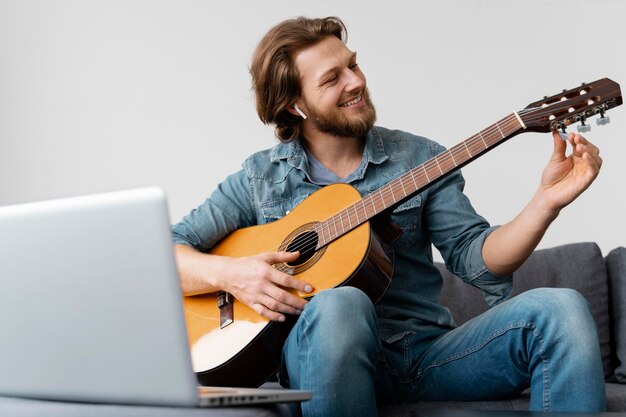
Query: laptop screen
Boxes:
[{"xmin": 0, "ymin": 188, "xmax": 199, "ymax": 406}]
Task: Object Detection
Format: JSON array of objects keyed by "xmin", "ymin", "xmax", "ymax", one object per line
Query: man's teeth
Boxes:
[{"xmin": 339, "ymin": 95, "xmax": 362, "ymax": 107}]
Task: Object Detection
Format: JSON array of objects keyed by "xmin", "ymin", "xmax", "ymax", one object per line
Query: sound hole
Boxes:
[{"xmin": 286, "ymin": 231, "xmax": 318, "ymax": 267}]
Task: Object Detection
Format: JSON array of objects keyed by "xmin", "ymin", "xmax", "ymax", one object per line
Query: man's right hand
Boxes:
[
  {"xmin": 221, "ymin": 251, "xmax": 314, "ymax": 322},
  {"xmin": 174, "ymin": 245, "xmax": 314, "ymax": 322}
]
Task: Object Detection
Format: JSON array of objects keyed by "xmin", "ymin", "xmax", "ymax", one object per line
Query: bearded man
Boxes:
[{"xmin": 172, "ymin": 16, "xmax": 605, "ymax": 417}]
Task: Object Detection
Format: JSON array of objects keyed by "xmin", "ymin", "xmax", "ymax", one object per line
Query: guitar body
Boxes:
[{"xmin": 183, "ymin": 183, "xmax": 394, "ymax": 387}]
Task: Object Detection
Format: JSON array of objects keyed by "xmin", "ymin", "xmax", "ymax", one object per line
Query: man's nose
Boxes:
[{"xmin": 343, "ymin": 69, "xmax": 365, "ymax": 92}]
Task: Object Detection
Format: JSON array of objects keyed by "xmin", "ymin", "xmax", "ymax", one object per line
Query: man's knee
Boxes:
[
  {"xmin": 516, "ymin": 288, "xmax": 597, "ymax": 342},
  {"xmin": 307, "ymin": 286, "xmax": 374, "ymax": 314},
  {"xmin": 517, "ymin": 287, "xmax": 590, "ymax": 317},
  {"xmin": 300, "ymin": 286, "xmax": 378, "ymax": 345}
]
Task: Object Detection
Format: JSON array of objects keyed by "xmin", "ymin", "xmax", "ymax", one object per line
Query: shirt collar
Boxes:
[
  {"xmin": 365, "ymin": 127, "xmax": 388, "ymax": 165},
  {"xmin": 269, "ymin": 127, "xmax": 389, "ymax": 171}
]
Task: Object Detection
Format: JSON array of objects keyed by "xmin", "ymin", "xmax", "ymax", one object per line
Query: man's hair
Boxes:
[{"xmin": 250, "ymin": 16, "xmax": 347, "ymax": 143}]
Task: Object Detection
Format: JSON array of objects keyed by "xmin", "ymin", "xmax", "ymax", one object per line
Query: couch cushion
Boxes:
[
  {"xmin": 379, "ymin": 383, "xmax": 626, "ymax": 413},
  {"xmin": 606, "ymin": 247, "xmax": 626, "ymax": 383},
  {"xmin": 439, "ymin": 242, "xmax": 613, "ymax": 379}
]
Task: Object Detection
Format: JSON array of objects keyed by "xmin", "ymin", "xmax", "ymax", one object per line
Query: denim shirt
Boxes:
[{"xmin": 171, "ymin": 126, "xmax": 512, "ymax": 343}]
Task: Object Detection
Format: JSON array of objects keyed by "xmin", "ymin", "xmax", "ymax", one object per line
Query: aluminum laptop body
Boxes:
[{"xmin": 0, "ymin": 187, "xmax": 310, "ymax": 407}]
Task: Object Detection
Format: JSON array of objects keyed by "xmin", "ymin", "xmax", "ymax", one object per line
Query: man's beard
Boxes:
[{"xmin": 306, "ymin": 88, "xmax": 377, "ymax": 139}]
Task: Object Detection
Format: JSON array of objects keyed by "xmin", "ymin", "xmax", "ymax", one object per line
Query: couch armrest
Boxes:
[{"xmin": 607, "ymin": 247, "xmax": 626, "ymax": 383}]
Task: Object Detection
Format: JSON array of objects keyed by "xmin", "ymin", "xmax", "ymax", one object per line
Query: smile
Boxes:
[{"xmin": 338, "ymin": 94, "xmax": 362, "ymax": 107}]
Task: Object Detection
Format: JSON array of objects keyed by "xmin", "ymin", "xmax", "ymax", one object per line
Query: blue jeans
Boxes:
[{"xmin": 280, "ymin": 286, "xmax": 606, "ymax": 417}]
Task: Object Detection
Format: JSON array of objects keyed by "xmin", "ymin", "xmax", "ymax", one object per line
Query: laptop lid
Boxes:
[{"xmin": 0, "ymin": 187, "xmax": 200, "ymax": 406}]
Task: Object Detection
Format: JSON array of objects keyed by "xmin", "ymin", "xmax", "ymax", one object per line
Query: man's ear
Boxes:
[
  {"xmin": 293, "ymin": 103, "xmax": 308, "ymax": 119},
  {"xmin": 288, "ymin": 102, "xmax": 308, "ymax": 119}
]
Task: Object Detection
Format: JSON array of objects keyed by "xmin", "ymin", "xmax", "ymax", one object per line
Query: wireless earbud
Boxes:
[{"xmin": 294, "ymin": 103, "xmax": 308, "ymax": 120}]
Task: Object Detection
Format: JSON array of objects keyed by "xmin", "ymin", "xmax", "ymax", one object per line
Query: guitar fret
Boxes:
[
  {"xmin": 422, "ymin": 164, "xmax": 430, "ymax": 182},
  {"xmin": 434, "ymin": 157, "xmax": 444, "ymax": 175},
  {"xmin": 323, "ymin": 222, "xmax": 329, "ymax": 245},
  {"xmin": 449, "ymin": 149, "xmax": 458, "ymax": 166},
  {"xmin": 369, "ymin": 194, "xmax": 377, "ymax": 215},
  {"xmin": 495, "ymin": 121, "xmax": 505, "ymax": 138},
  {"xmin": 356, "ymin": 201, "xmax": 364, "ymax": 224},
  {"xmin": 399, "ymin": 178, "xmax": 407, "ymax": 197},
  {"xmin": 463, "ymin": 140, "xmax": 473, "ymax": 157},
  {"xmin": 513, "ymin": 111, "xmax": 527, "ymax": 129},
  {"xmin": 411, "ymin": 170, "xmax": 419, "ymax": 190},
  {"xmin": 317, "ymin": 223, "xmax": 325, "ymax": 246},
  {"xmin": 478, "ymin": 131, "xmax": 488, "ymax": 148}
]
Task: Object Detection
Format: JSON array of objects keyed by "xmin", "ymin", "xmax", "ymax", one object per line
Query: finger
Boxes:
[
  {"xmin": 261, "ymin": 251, "xmax": 314, "ymax": 293},
  {"xmin": 583, "ymin": 152, "xmax": 603, "ymax": 175},
  {"xmin": 259, "ymin": 291, "xmax": 304, "ymax": 315},
  {"xmin": 552, "ymin": 129, "xmax": 565, "ymax": 143},
  {"xmin": 270, "ymin": 270, "xmax": 314, "ymax": 294},
  {"xmin": 573, "ymin": 134, "xmax": 599, "ymax": 152},
  {"xmin": 567, "ymin": 132, "xmax": 577, "ymax": 147},
  {"xmin": 265, "ymin": 284, "xmax": 308, "ymax": 310},
  {"xmin": 256, "ymin": 251, "xmax": 305, "ymax": 277},
  {"xmin": 572, "ymin": 138, "xmax": 601, "ymax": 162},
  {"xmin": 260, "ymin": 250, "xmax": 300, "ymax": 265},
  {"xmin": 251, "ymin": 303, "xmax": 287, "ymax": 322},
  {"xmin": 551, "ymin": 130, "xmax": 567, "ymax": 161}
]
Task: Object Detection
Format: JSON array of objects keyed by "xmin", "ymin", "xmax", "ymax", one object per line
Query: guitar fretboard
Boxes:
[{"xmin": 312, "ymin": 112, "xmax": 525, "ymax": 249}]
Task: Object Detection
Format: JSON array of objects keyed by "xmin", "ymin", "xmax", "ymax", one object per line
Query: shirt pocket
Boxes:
[
  {"xmin": 259, "ymin": 194, "xmax": 310, "ymax": 223},
  {"xmin": 389, "ymin": 195, "xmax": 422, "ymax": 249}
]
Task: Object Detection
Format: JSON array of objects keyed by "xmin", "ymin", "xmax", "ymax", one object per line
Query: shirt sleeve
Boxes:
[
  {"xmin": 423, "ymin": 163, "xmax": 513, "ymax": 307},
  {"xmin": 171, "ymin": 169, "xmax": 256, "ymax": 252}
]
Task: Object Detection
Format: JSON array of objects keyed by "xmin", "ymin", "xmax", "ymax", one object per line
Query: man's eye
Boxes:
[
  {"xmin": 325, "ymin": 76, "xmax": 338, "ymax": 84},
  {"xmin": 350, "ymin": 63, "xmax": 359, "ymax": 70}
]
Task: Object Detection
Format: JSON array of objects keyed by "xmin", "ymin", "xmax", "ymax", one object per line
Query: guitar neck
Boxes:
[{"xmin": 313, "ymin": 112, "xmax": 526, "ymax": 249}]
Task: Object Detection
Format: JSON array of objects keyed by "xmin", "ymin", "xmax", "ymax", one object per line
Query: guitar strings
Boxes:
[
  {"xmin": 272, "ymin": 111, "xmax": 535, "ymax": 269},
  {"xmin": 282, "ymin": 109, "xmax": 541, "ymax": 259},
  {"xmin": 282, "ymin": 102, "xmax": 597, "ymax": 270},
  {"xmin": 276, "ymin": 83, "xmax": 616, "ymax": 271},
  {"xmin": 271, "ymin": 107, "xmax": 555, "ymax": 270}
]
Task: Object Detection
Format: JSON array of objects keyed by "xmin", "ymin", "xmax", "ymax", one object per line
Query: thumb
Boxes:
[
  {"xmin": 550, "ymin": 130, "xmax": 567, "ymax": 162},
  {"xmin": 263, "ymin": 251, "xmax": 300, "ymax": 264}
]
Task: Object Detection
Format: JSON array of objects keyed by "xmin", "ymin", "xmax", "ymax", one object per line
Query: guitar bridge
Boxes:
[{"xmin": 217, "ymin": 290, "xmax": 234, "ymax": 329}]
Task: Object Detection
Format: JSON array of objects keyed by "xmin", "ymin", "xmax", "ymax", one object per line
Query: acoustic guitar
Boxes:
[{"xmin": 183, "ymin": 78, "xmax": 622, "ymax": 387}]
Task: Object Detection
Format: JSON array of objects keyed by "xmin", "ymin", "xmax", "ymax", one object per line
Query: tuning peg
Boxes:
[
  {"xmin": 577, "ymin": 117, "xmax": 591, "ymax": 133},
  {"xmin": 596, "ymin": 111, "xmax": 611, "ymax": 126}
]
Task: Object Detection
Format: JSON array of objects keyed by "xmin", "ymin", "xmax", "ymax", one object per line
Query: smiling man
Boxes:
[{"xmin": 171, "ymin": 16, "xmax": 606, "ymax": 417}]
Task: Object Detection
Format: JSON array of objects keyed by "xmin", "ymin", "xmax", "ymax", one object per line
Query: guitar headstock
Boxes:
[{"xmin": 519, "ymin": 78, "xmax": 622, "ymax": 133}]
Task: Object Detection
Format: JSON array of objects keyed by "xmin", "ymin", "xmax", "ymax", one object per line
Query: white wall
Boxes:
[{"xmin": 1, "ymin": 0, "xmax": 625, "ymax": 259}]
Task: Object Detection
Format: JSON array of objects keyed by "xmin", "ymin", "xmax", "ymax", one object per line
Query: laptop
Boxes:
[{"xmin": 0, "ymin": 187, "xmax": 310, "ymax": 407}]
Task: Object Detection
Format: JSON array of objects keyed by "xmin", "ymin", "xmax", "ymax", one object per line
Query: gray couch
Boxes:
[
  {"xmin": 1, "ymin": 242, "xmax": 624, "ymax": 417},
  {"xmin": 379, "ymin": 242, "xmax": 626, "ymax": 415}
]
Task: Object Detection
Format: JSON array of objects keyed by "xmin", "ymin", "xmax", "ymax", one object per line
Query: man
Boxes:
[{"xmin": 172, "ymin": 16, "xmax": 605, "ymax": 416}]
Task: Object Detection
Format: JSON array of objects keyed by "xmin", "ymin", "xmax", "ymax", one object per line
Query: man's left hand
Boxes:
[{"xmin": 539, "ymin": 131, "xmax": 603, "ymax": 212}]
